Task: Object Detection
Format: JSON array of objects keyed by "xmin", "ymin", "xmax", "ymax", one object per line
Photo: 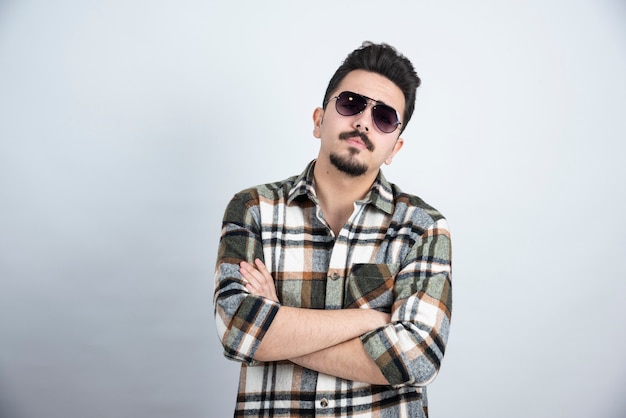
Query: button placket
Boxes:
[{"xmin": 325, "ymin": 269, "xmax": 343, "ymax": 309}]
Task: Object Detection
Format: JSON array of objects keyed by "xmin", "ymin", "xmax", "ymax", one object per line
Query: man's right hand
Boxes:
[{"xmin": 240, "ymin": 259, "xmax": 279, "ymax": 303}]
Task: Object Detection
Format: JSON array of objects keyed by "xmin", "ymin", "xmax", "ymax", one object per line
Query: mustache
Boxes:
[{"xmin": 338, "ymin": 130, "xmax": 374, "ymax": 151}]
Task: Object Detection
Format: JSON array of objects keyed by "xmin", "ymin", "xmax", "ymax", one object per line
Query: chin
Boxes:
[{"xmin": 329, "ymin": 153, "xmax": 368, "ymax": 177}]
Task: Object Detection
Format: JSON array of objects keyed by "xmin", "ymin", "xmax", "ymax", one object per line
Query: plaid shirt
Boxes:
[{"xmin": 214, "ymin": 161, "xmax": 452, "ymax": 417}]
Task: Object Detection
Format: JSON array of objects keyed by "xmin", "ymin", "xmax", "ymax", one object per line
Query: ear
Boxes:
[
  {"xmin": 312, "ymin": 107, "xmax": 324, "ymax": 138},
  {"xmin": 384, "ymin": 137, "xmax": 404, "ymax": 165}
]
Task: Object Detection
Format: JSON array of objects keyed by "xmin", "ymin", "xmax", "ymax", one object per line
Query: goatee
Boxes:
[{"xmin": 329, "ymin": 152, "xmax": 368, "ymax": 177}]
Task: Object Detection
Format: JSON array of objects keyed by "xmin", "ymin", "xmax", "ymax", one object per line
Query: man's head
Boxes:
[{"xmin": 322, "ymin": 42, "xmax": 421, "ymax": 134}]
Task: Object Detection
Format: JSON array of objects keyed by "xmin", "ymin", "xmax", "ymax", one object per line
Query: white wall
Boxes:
[{"xmin": 1, "ymin": 1, "xmax": 625, "ymax": 417}]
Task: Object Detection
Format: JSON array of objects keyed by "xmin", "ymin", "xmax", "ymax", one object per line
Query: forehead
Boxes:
[{"xmin": 333, "ymin": 69, "xmax": 405, "ymax": 116}]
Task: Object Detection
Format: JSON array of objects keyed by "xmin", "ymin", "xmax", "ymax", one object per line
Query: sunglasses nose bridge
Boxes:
[
  {"xmin": 351, "ymin": 102, "xmax": 375, "ymax": 132},
  {"xmin": 358, "ymin": 98, "xmax": 394, "ymax": 133}
]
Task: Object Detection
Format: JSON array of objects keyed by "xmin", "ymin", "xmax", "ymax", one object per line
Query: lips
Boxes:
[
  {"xmin": 346, "ymin": 136, "xmax": 367, "ymax": 149},
  {"xmin": 339, "ymin": 130, "xmax": 374, "ymax": 151}
]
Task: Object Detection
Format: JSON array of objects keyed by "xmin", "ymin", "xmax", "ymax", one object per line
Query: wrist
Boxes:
[{"xmin": 363, "ymin": 309, "xmax": 390, "ymax": 330}]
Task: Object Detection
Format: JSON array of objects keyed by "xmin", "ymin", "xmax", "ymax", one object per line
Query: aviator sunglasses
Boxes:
[{"xmin": 327, "ymin": 91, "xmax": 402, "ymax": 134}]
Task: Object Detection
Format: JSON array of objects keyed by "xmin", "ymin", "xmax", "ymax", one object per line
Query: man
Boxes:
[{"xmin": 214, "ymin": 42, "xmax": 452, "ymax": 417}]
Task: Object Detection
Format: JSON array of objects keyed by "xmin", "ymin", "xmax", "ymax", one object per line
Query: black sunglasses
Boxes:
[{"xmin": 327, "ymin": 91, "xmax": 402, "ymax": 134}]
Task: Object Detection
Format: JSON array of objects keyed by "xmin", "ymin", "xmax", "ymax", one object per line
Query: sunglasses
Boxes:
[{"xmin": 327, "ymin": 91, "xmax": 402, "ymax": 134}]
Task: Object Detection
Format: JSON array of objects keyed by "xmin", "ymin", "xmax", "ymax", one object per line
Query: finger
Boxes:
[
  {"xmin": 253, "ymin": 259, "xmax": 274, "ymax": 282},
  {"xmin": 245, "ymin": 273, "xmax": 273, "ymax": 298},
  {"xmin": 240, "ymin": 268, "xmax": 260, "ymax": 287},
  {"xmin": 239, "ymin": 261, "xmax": 252, "ymax": 282},
  {"xmin": 241, "ymin": 262, "xmax": 264, "ymax": 279},
  {"xmin": 252, "ymin": 259, "xmax": 278, "ymax": 301},
  {"xmin": 242, "ymin": 259, "xmax": 270, "ymax": 285},
  {"xmin": 245, "ymin": 277, "xmax": 268, "ymax": 298},
  {"xmin": 253, "ymin": 258, "xmax": 267, "ymax": 271},
  {"xmin": 240, "ymin": 262, "xmax": 271, "ymax": 295},
  {"xmin": 240, "ymin": 260, "xmax": 254, "ymax": 272},
  {"xmin": 240, "ymin": 259, "xmax": 279, "ymax": 302},
  {"xmin": 240, "ymin": 262, "xmax": 261, "ymax": 287}
]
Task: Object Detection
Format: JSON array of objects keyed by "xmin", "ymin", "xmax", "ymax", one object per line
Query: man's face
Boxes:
[{"xmin": 313, "ymin": 69, "xmax": 406, "ymax": 178}]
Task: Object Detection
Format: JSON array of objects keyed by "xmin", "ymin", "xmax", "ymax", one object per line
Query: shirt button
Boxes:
[{"xmin": 320, "ymin": 398, "xmax": 329, "ymax": 408}]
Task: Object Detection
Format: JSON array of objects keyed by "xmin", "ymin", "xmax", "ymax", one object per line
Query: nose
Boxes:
[{"xmin": 352, "ymin": 103, "xmax": 373, "ymax": 133}]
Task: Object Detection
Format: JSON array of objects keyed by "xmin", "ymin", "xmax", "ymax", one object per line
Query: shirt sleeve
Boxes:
[
  {"xmin": 213, "ymin": 191, "xmax": 280, "ymax": 365},
  {"xmin": 360, "ymin": 218, "xmax": 452, "ymax": 387}
]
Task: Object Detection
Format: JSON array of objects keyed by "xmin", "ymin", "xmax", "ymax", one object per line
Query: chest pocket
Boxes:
[{"xmin": 343, "ymin": 263, "xmax": 400, "ymax": 312}]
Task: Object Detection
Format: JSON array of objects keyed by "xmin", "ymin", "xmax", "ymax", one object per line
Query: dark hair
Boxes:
[{"xmin": 322, "ymin": 42, "xmax": 421, "ymax": 134}]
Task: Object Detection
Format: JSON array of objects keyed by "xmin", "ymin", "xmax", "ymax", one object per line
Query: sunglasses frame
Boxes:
[{"xmin": 326, "ymin": 91, "xmax": 402, "ymax": 134}]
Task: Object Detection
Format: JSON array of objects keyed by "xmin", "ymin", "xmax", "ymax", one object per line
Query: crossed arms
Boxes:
[
  {"xmin": 213, "ymin": 192, "xmax": 452, "ymax": 388},
  {"xmin": 239, "ymin": 259, "xmax": 391, "ymax": 384}
]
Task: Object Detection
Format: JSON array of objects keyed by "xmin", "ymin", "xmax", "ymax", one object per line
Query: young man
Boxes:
[{"xmin": 214, "ymin": 42, "xmax": 452, "ymax": 417}]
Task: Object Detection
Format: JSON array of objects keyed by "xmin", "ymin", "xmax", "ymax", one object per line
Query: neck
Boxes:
[{"xmin": 313, "ymin": 158, "xmax": 378, "ymax": 214}]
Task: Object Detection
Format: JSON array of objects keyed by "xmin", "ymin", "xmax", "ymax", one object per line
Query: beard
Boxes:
[
  {"xmin": 329, "ymin": 130, "xmax": 374, "ymax": 177},
  {"xmin": 329, "ymin": 151, "xmax": 368, "ymax": 177}
]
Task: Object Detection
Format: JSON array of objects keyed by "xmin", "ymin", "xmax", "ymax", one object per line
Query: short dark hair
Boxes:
[{"xmin": 322, "ymin": 42, "xmax": 421, "ymax": 134}]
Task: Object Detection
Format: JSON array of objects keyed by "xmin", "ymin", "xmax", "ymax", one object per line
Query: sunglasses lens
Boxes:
[
  {"xmin": 372, "ymin": 105, "xmax": 399, "ymax": 133},
  {"xmin": 333, "ymin": 91, "xmax": 400, "ymax": 133},
  {"xmin": 335, "ymin": 92, "xmax": 367, "ymax": 116}
]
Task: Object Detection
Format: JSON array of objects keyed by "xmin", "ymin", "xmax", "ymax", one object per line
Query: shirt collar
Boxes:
[{"xmin": 287, "ymin": 160, "xmax": 395, "ymax": 215}]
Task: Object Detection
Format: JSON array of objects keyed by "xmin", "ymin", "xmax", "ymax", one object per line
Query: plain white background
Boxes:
[{"xmin": 1, "ymin": 1, "xmax": 625, "ymax": 417}]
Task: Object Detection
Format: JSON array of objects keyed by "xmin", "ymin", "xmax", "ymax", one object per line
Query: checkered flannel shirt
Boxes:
[{"xmin": 214, "ymin": 160, "xmax": 452, "ymax": 417}]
